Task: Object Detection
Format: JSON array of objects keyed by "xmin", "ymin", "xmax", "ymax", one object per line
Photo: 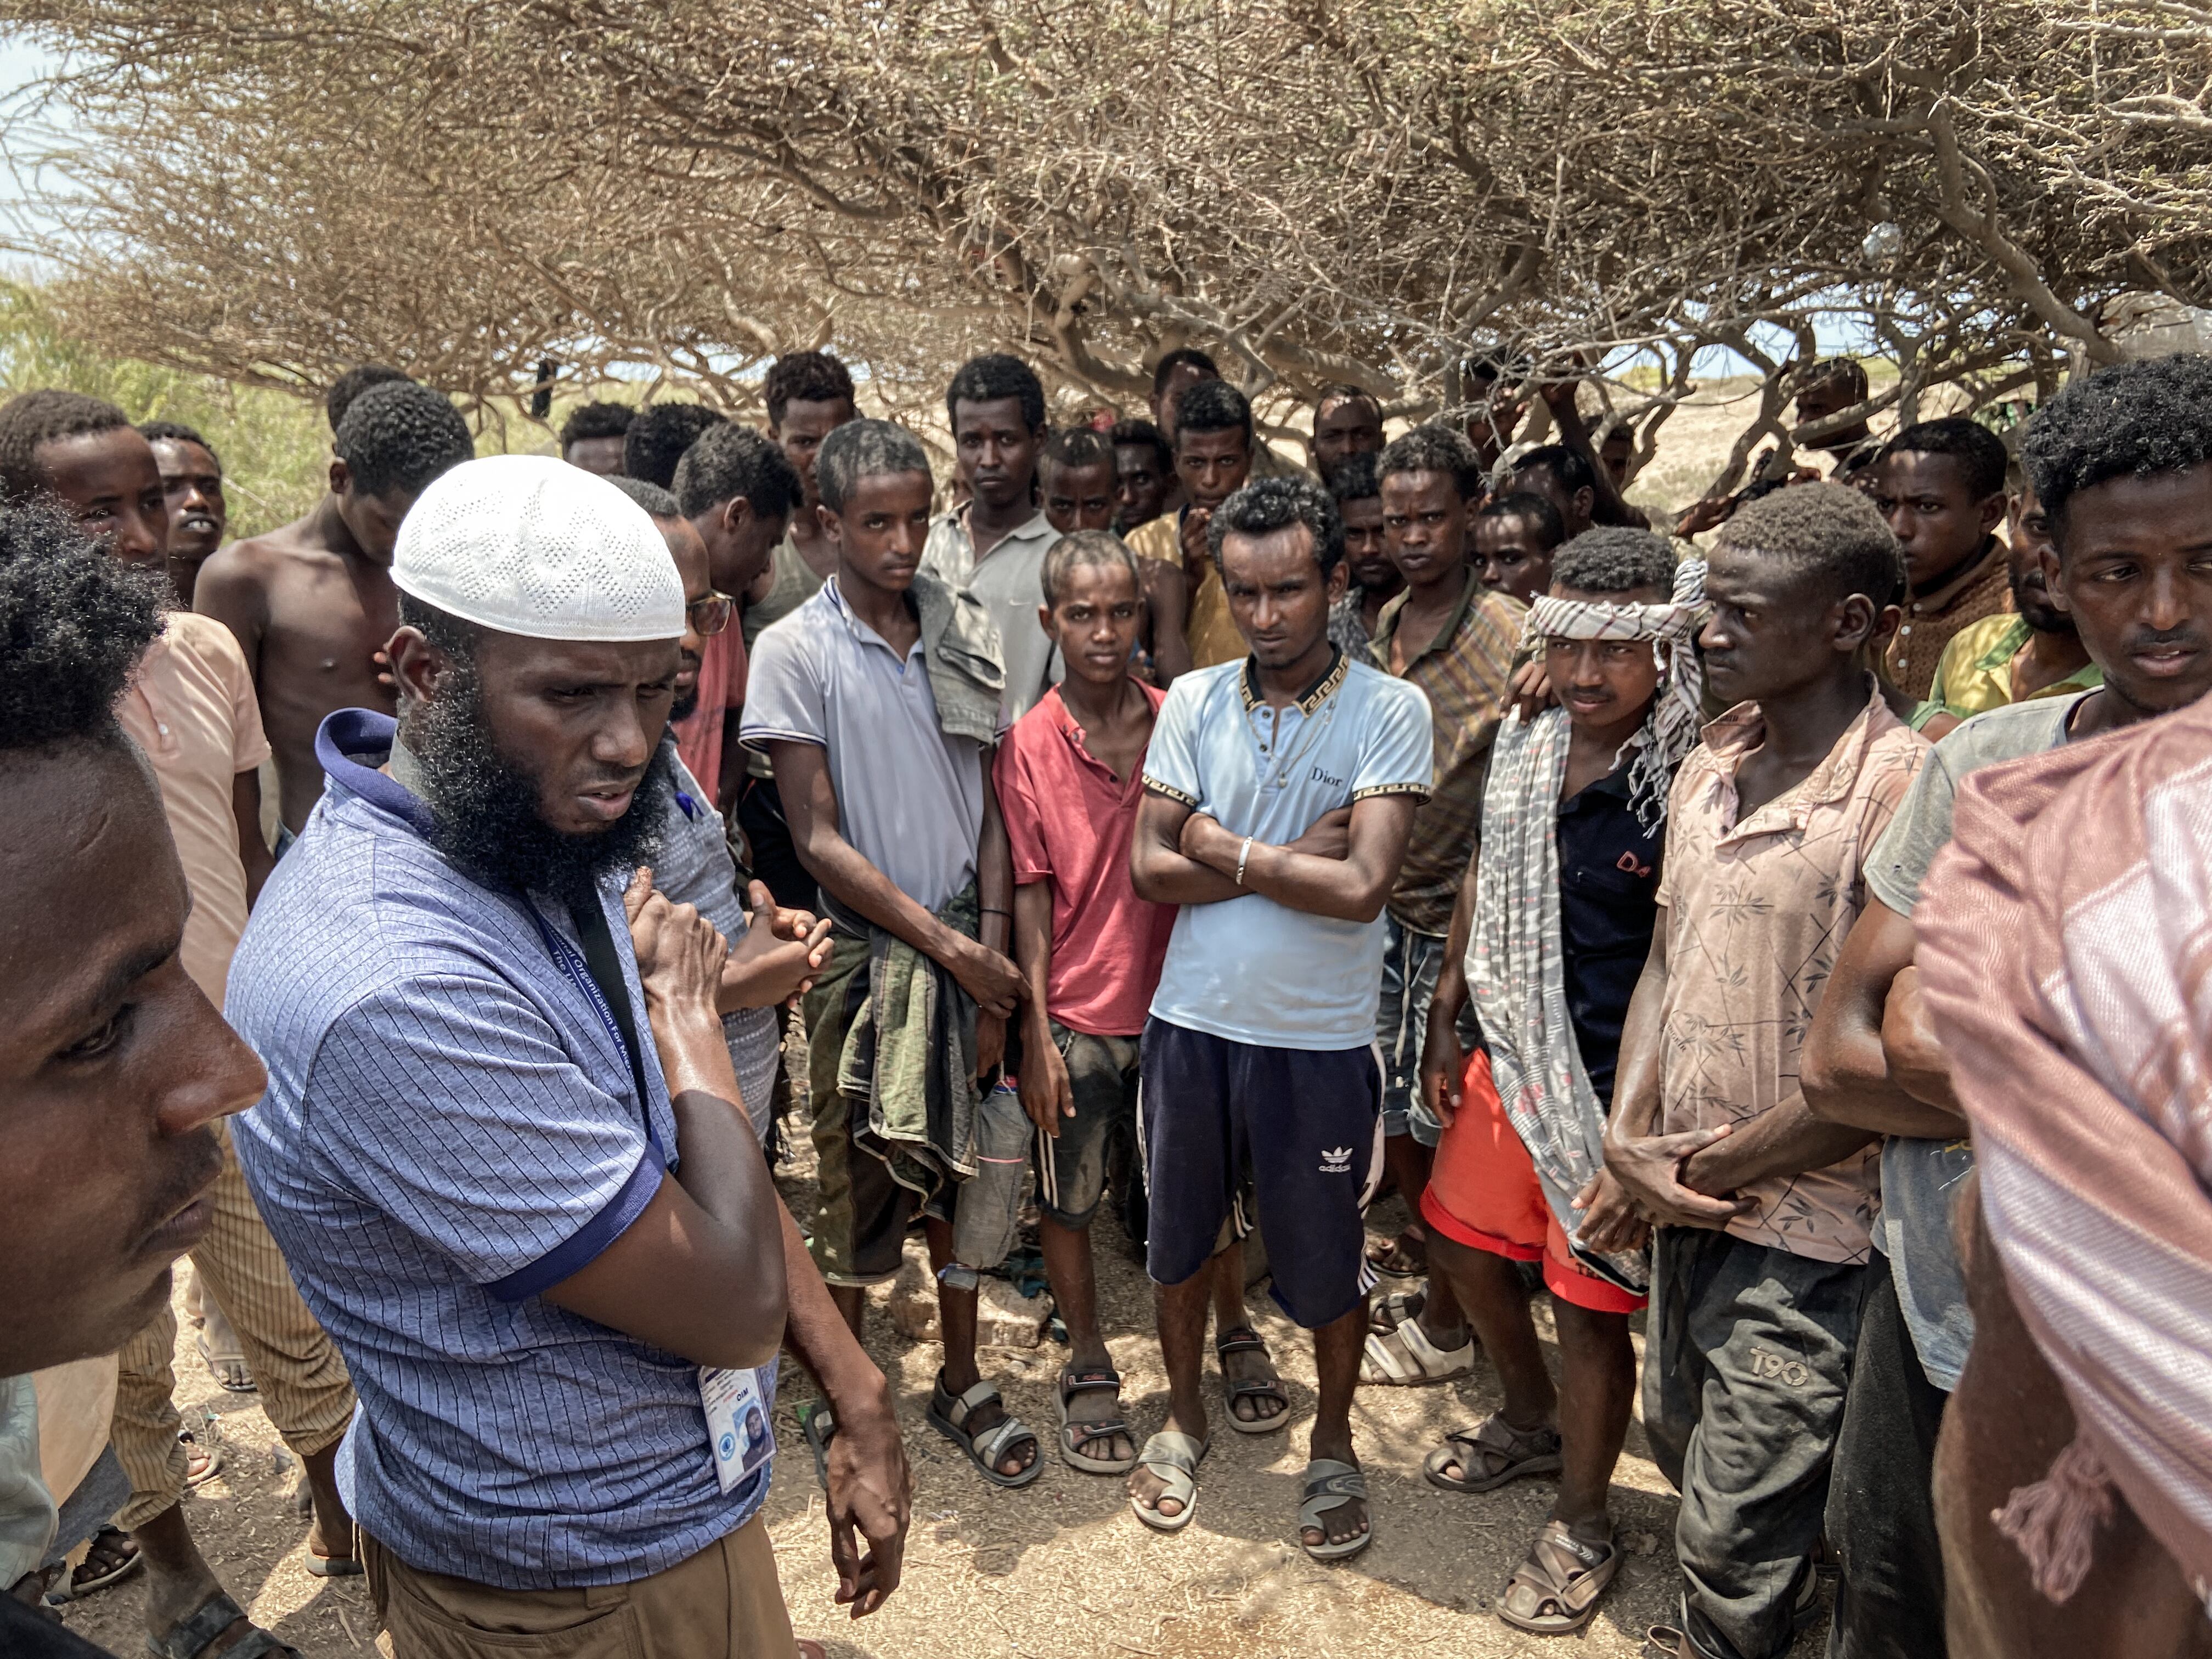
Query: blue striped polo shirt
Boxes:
[{"xmin": 226, "ymin": 709, "xmax": 772, "ymax": 1589}]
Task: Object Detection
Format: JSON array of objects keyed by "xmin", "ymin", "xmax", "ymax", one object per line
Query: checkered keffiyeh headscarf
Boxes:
[
  {"xmin": 1520, "ymin": 557, "xmax": 1707, "ymax": 827},
  {"xmin": 1918, "ymin": 694, "xmax": 2212, "ymax": 1612}
]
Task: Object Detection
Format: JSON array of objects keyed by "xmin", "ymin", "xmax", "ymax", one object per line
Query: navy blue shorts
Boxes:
[{"xmin": 1138, "ymin": 1017, "xmax": 1384, "ymax": 1329}]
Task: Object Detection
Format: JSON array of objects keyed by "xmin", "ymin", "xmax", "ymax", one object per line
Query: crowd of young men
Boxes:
[{"xmin": 3, "ymin": 339, "xmax": 2210, "ymax": 1659}]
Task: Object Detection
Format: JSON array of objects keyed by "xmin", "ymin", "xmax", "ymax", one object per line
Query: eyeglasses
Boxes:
[{"xmin": 687, "ymin": 592, "xmax": 735, "ymax": 637}]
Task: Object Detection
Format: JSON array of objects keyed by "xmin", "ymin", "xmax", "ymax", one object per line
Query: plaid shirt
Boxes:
[{"xmin": 1372, "ymin": 569, "xmax": 1522, "ymax": 932}]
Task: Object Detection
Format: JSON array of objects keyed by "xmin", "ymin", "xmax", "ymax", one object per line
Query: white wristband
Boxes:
[{"xmin": 1235, "ymin": 834, "xmax": 1254, "ymax": 886}]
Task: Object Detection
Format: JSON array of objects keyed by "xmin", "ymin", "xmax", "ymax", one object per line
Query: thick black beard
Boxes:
[
  {"xmin": 670, "ymin": 686, "xmax": 700, "ymax": 723},
  {"xmin": 404, "ymin": 668, "xmax": 668, "ymax": 907}
]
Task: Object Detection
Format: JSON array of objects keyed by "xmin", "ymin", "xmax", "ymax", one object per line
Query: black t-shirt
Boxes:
[
  {"xmin": 1, "ymin": 1592, "xmax": 116, "ymax": 1658},
  {"xmin": 1555, "ymin": 764, "xmax": 1664, "ymax": 1105}
]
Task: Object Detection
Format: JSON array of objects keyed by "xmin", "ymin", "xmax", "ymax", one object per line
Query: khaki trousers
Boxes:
[
  {"xmin": 111, "ymin": 1125, "xmax": 356, "ymax": 1528},
  {"xmin": 362, "ymin": 1517, "xmax": 796, "ymax": 1659}
]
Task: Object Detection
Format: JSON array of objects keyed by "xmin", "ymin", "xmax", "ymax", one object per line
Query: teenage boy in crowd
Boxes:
[
  {"xmin": 557, "ymin": 399, "xmax": 634, "ymax": 476},
  {"xmin": 1309, "ymin": 386, "xmax": 1385, "ymax": 488},
  {"xmin": 1803, "ymin": 353, "xmax": 2212, "ymax": 1659},
  {"xmin": 1475, "ymin": 492, "xmax": 1568, "ymax": 608},
  {"xmin": 0, "ymin": 391, "xmax": 360, "ymax": 1659},
  {"xmin": 1126, "ymin": 379, "xmax": 1260, "ymax": 673},
  {"xmin": 1149, "ymin": 348, "xmax": 1302, "ymax": 484},
  {"xmin": 196, "ymin": 380, "xmax": 475, "ymax": 839},
  {"xmin": 1110, "ymin": 418, "xmax": 1174, "ymax": 535},
  {"xmin": 1040, "ymin": 427, "xmax": 1119, "ymax": 535},
  {"xmin": 922, "ymin": 353, "xmax": 1061, "ymax": 719},
  {"xmin": 1327, "ymin": 453, "xmax": 1398, "ymax": 659},
  {"xmin": 1355, "ymin": 427, "xmax": 1520, "ymax": 1378},
  {"xmin": 0, "ymin": 500, "xmax": 270, "ymax": 1659},
  {"xmin": 1871, "ymin": 417, "xmax": 2012, "ymax": 701},
  {"xmin": 1922, "ymin": 470, "xmax": 2096, "ymax": 729},
  {"xmin": 1128, "ymin": 476, "xmax": 1431, "ymax": 1560},
  {"xmin": 1600, "ymin": 483, "xmax": 1926, "ymax": 1659},
  {"xmin": 669, "ymin": 424, "xmax": 801, "ymax": 810},
  {"xmin": 745, "ymin": 352, "xmax": 857, "ymax": 652},
  {"xmin": 996, "ymin": 531, "xmax": 1177, "ymax": 1479},
  {"xmin": 747, "ymin": 420, "xmax": 1041, "ymax": 1489},
  {"xmin": 738, "ymin": 351, "xmax": 859, "ymax": 923},
  {"xmin": 1417, "ymin": 529, "xmax": 1705, "ymax": 1635},
  {"xmin": 140, "ymin": 421, "xmax": 226, "ymax": 606}
]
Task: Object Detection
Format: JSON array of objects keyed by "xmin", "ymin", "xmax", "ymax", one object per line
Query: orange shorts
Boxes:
[{"xmin": 1421, "ymin": 1050, "xmax": 1645, "ymax": 1315}]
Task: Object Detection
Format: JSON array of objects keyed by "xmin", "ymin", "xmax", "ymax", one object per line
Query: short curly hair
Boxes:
[
  {"xmin": 607, "ymin": 477, "xmax": 679, "ymax": 518},
  {"xmin": 2022, "ymin": 354, "xmax": 2212, "ymax": 543},
  {"xmin": 1509, "ymin": 443, "xmax": 1598, "ymax": 498},
  {"xmin": 1880, "ymin": 416, "xmax": 2008, "ymax": 501},
  {"xmin": 0, "ymin": 390, "xmax": 132, "ymax": 503},
  {"xmin": 623, "ymin": 402, "xmax": 726, "ymax": 489},
  {"xmin": 1152, "ymin": 347, "xmax": 1218, "ymax": 398},
  {"xmin": 673, "ymin": 423, "xmax": 803, "ymax": 523},
  {"xmin": 138, "ymin": 421, "xmax": 222, "ymax": 475},
  {"xmin": 1378, "ymin": 423, "xmax": 1485, "ymax": 501},
  {"xmin": 766, "ymin": 351, "xmax": 856, "ymax": 430},
  {"xmin": 324, "ymin": 364, "xmax": 411, "ymax": 433},
  {"xmin": 1175, "ymin": 379, "xmax": 1252, "ymax": 445},
  {"xmin": 1328, "ymin": 452, "xmax": 1381, "ymax": 505},
  {"xmin": 1109, "ymin": 418, "xmax": 1172, "ymax": 471},
  {"xmin": 1716, "ymin": 481, "xmax": 1904, "ymax": 608},
  {"xmin": 816, "ymin": 419, "xmax": 932, "ymax": 514},
  {"xmin": 1042, "ymin": 427, "xmax": 1114, "ymax": 474},
  {"xmin": 1208, "ymin": 475, "xmax": 1345, "ymax": 578},
  {"xmin": 1313, "ymin": 383, "xmax": 1382, "ymax": 427},
  {"xmin": 558, "ymin": 400, "xmax": 634, "ymax": 450},
  {"xmin": 1477, "ymin": 490, "xmax": 1567, "ymax": 550},
  {"xmin": 1553, "ymin": 527, "xmax": 1677, "ymax": 596},
  {"xmin": 945, "ymin": 353, "xmax": 1046, "ymax": 432},
  {"xmin": 334, "ymin": 382, "xmax": 475, "ymax": 501},
  {"xmin": 0, "ymin": 498, "xmax": 166, "ymax": 755}
]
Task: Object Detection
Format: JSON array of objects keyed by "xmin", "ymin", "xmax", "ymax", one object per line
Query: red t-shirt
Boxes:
[
  {"xmin": 672, "ymin": 626, "xmax": 746, "ymax": 804},
  {"xmin": 995, "ymin": 684, "xmax": 1176, "ymax": 1037}
]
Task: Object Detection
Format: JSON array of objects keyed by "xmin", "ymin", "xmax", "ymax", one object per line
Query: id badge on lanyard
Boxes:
[{"xmin": 699, "ymin": 1364, "xmax": 778, "ymax": 1494}]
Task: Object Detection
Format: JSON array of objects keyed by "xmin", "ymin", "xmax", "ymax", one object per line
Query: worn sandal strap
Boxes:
[
  {"xmin": 1469, "ymin": 1413, "xmax": 1559, "ymax": 1458},
  {"xmin": 946, "ymin": 1377, "xmax": 1003, "ymax": 1426},
  {"xmin": 150, "ymin": 1592, "xmax": 289, "ymax": 1659},
  {"xmin": 971, "ymin": 1414, "xmax": 1037, "ymax": 1466},
  {"xmin": 1060, "ymin": 1366, "xmax": 1121, "ymax": 1396},
  {"xmin": 1066, "ymin": 1417, "xmax": 1132, "ymax": 1450},
  {"xmin": 1215, "ymin": 1324, "xmax": 1268, "ymax": 1357},
  {"xmin": 1300, "ymin": 1458, "xmax": 1368, "ymax": 1510},
  {"xmin": 1137, "ymin": 1429, "xmax": 1207, "ymax": 1476},
  {"xmin": 1522, "ymin": 1521, "xmax": 1613, "ymax": 1587}
]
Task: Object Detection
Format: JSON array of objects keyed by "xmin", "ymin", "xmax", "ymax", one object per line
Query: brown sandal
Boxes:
[
  {"xmin": 1497, "ymin": 1520, "xmax": 1621, "ymax": 1634},
  {"xmin": 1423, "ymin": 1414, "xmax": 1562, "ymax": 1493}
]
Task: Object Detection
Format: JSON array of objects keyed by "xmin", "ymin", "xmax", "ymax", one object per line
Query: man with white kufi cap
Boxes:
[{"xmin": 225, "ymin": 456, "xmax": 910, "ymax": 1658}]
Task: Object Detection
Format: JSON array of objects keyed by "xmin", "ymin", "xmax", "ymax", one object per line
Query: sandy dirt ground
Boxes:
[{"xmin": 58, "ymin": 1112, "xmax": 1831, "ymax": 1659}]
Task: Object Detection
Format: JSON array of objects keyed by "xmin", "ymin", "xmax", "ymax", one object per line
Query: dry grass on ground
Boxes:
[{"xmin": 60, "ymin": 1044, "xmax": 1832, "ymax": 1659}]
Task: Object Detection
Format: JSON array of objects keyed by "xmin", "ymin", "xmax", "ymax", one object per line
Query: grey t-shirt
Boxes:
[{"xmin": 1864, "ymin": 691, "xmax": 2090, "ymax": 1389}]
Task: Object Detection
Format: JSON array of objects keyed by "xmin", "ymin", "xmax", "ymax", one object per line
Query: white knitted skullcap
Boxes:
[{"xmin": 391, "ymin": 454, "xmax": 685, "ymax": 642}]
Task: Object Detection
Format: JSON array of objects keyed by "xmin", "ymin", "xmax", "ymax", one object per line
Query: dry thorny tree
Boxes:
[{"xmin": 1, "ymin": 0, "xmax": 2207, "ymax": 499}]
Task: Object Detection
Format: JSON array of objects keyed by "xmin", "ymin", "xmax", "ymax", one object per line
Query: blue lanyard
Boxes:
[{"xmin": 523, "ymin": 899, "xmax": 667, "ymax": 1159}]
